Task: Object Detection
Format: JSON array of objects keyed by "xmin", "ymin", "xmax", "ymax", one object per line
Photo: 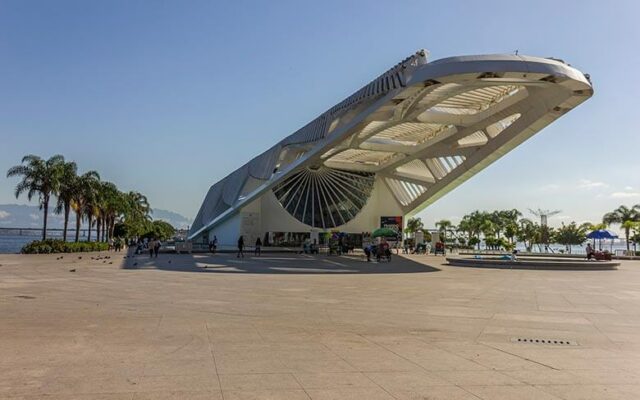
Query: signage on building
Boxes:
[{"xmin": 380, "ymin": 216, "xmax": 403, "ymax": 237}]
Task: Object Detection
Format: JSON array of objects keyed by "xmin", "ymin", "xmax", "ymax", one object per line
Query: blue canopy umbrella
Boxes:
[
  {"xmin": 586, "ymin": 229, "xmax": 618, "ymax": 251},
  {"xmin": 586, "ymin": 229, "xmax": 618, "ymax": 239}
]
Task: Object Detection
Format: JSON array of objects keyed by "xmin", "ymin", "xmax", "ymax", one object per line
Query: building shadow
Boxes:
[{"xmin": 121, "ymin": 250, "xmax": 440, "ymax": 275}]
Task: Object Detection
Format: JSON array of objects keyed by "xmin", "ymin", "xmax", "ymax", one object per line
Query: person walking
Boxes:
[
  {"xmin": 148, "ymin": 238, "xmax": 156, "ymax": 258},
  {"xmin": 212, "ymin": 235, "xmax": 218, "ymax": 254},
  {"xmin": 154, "ymin": 239, "xmax": 161, "ymax": 258},
  {"xmin": 237, "ymin": 235, "xmax": 245, "ymax": 258},
  {"xmin": 254, "ymin": 237, "xmax": 262, "ymax": 256}
]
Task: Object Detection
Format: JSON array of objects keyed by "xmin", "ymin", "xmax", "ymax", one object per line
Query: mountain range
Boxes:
[{"xmin": 0, "ymin": 204, "xmax": 192, "ymax": 229}]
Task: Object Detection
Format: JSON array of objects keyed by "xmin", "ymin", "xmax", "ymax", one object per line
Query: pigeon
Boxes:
[
  {"xmin": 78, "ymin": 256, "xmax": 82, "ymax": 259},
  {"xmin": 69, "ymin": 269, "xmax": 76, "ymax": 272},
  {"xmin": 109, "ymin": 262, "xmax": 113, "ymax": 264}
]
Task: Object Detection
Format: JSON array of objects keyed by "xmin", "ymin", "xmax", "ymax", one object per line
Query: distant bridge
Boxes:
[{"xmin": 0, "ymin": 227, "xmax": 90, "ymax": 237}]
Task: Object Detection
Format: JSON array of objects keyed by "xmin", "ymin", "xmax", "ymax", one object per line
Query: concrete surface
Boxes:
[{"xmin": 1, "ymin": 251, "xmax": 640, "ymax": 399}]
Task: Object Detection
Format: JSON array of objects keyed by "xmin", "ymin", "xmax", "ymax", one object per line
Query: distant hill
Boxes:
[
  {"xmin": 150, "ymin": 209, "xmax": 192, "ymax": 229},
  {"xmin": 0, "ymin": 204, "xmax": 192, "ymax": 229}
]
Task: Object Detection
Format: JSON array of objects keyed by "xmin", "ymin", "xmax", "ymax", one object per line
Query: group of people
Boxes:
[
  {"xmin": 107, "ymin": 237, "xmax": 124, "ymax": 252},
  {"xmin": 132, "ymin": 238, "xmax": 162, "ymax": 258},
  {"xmin": 235, "ymin": 235, "xmax": 262, "ymax": 258},
  {"xmin": 364, "ymin": 240, "xmax": 392, "ymax": 262}
]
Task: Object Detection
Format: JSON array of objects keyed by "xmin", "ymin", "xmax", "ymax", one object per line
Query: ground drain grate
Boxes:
[{"xmin": 511, "ymin": 337, "xmax": 578, "ymax": 346}]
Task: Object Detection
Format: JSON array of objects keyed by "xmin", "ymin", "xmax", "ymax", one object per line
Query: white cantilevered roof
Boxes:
[{"xmin": 189, "ymin": 51, "xmax": 593, "ymax": 239}]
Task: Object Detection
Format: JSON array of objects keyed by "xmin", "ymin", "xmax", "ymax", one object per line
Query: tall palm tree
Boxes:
[
  {"xmin": 54, "ymin": 161, "xmax": 78, "ymax": 242},
  {"xmin": 6, "ymin": 154, "xmax": 65, "ymax": 240},
  {"xmin": 71, "ymin": 171, "xmax": 100, "ymax": 242},
  {"xmin": 435, "ymin": 219, "xmax": 453, "ymax": 242},
  {"xmin": 96, "ymin": 181, "xmax": 120, "ymax": 242},
  {"xmin": 603, "ymin": 205, "xmax": 640, "ymax": 251}
]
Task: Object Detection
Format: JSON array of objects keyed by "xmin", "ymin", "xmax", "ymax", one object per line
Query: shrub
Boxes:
[{"xmin": 21, "ymin": 239, "xmax": 109, "ymax": 254}]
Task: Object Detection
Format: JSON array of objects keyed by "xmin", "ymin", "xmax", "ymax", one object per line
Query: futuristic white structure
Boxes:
[{"xmin": 189, "ymin": 51, "xmax": 593, "ymax": 246}]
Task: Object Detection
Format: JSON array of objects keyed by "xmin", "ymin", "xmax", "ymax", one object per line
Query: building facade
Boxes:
[{"xmin": 189, "ymin": 51, "xmax": 593, "ymax": 247}]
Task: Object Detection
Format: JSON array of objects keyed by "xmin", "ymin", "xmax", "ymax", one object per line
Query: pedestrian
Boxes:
[
  {"xmin": 154, "ymin": 239, "xmax": 161, "ymax": 258},
  {"xmin": 586, "ymin": 243, "xmax": 595, "ymax": 260},
  {"xmin": 255, "ymin": 237, "xmax": 262, "ymax": 256},
  {"xmin": 212, "ymin": 235, "xmax": 218, "ymax": 254},
  {"xmin": 237, "ymin": 235, "xmax": 244, "ymax": 258},
  {"xmin": 148, "ymin": 238, "xmax": 155, "ymax": 258}
]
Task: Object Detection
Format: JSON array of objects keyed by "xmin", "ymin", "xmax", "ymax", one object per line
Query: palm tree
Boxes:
[
  {"xmin": 603, "ymin": 205, "xmax": 640, "ymax": 251},
  {"xmin": 404, "ymin": 217, "xmax": 424, "ymax": 238},
  {"xmin": 554, "ymin": 222, "xmax": 587, "ymax": 254},
  {"xmin": 435, "ymin": 219, "xmax": 454, "ymax": 242},
  {"xmin": 6, "ymin": 154, "xmax": 65, "ymax": 240},
  {"xmin": 96, "ymin": 181, "xmax": 120, "ymax": 242},
  {"xmin": 517, "ymin": 218, "xmax": 537, "ymax": 252},
  {"xmin": 71, "ymin": 171, "xmax": 100, "ymax": 242},
  {"xmin": 122, "ymin": 191, "xmax": 152, "ymax": 239},
  {"xmin": 54, "ymin": 161, "xmax": 78, "ymax": 242}
]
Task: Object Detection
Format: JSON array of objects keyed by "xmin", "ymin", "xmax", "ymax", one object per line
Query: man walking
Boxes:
[
  {"xmin": 255, "ymin": 237, "xmax": 262, "ymax": 256},
  {"xmin": 237, "ymin": 235, "xmax": 245, "ymax": 258}
]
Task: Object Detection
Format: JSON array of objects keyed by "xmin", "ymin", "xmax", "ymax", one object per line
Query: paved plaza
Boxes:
[{"xmin": 1, "ymin": 251, "xmax": 640, "ymax": 399}]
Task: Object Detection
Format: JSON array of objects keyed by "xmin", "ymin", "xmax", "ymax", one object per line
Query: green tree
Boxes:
[
  {"xmin": 517, "ymin": 218, "xmax": 537, "ymax": 252},
  {"xmin": 435, "ymin": 219, "xmax": 454, "ymax": 243},
  {"xmin": 603, "ymin": 205, "xmax": 640, "ymax": 251},
  {"xmin": 553, "ymin": 222, "xmax": 587, "ymax": 254},
  {"xmin": 54, "ymin": 161, "xmax": 78, "ymax": 242},
  {"xmin": 6, "ymin": 154, "xmax": 65, "ymax": 240},
  {"xmin": 121, "ymin": 191, "xmax": 152, "ymax": 239},
  {"xmin": 141, "ymin": 220, "xmax": 176, "ymax": 241},
  {"xmin": 404, "ymin": 217, "xmax": 424, "ymax": 238}
]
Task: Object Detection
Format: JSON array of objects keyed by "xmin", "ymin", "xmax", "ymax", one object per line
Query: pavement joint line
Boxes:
[
  {"xmin": 356, "ymin": 333, "xmax": 484, "ymax": 399},
  {"xmin": 204, "ymin": 321, "xmax": 225, "ymax": 400},
  {"xmin": 478, "ymin": 341, "xmax": 560, "ymax": 370}
]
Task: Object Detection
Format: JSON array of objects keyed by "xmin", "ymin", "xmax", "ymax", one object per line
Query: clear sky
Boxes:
[{"xmin": 1, "ymin": 0, "xmax": 639, "ymax": 228}]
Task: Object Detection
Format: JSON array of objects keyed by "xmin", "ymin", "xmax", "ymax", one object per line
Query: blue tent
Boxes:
[{"xmin": 586, "ymin": 229, "xmax": 618, "ymax": 239}]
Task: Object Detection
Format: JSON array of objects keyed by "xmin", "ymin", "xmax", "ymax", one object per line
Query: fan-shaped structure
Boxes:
[
  {"xmin": 272, "ymin": 167, "xmax": 375, "ymax": 229},
  {"xmin": 189, "ymin": 51, "xmax": 593, "ymax": 247}
]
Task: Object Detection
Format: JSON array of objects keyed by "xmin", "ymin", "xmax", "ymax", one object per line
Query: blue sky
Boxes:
[{"xmin": 1, "ymin": 0, "xmax": 639, "ymax": 228}]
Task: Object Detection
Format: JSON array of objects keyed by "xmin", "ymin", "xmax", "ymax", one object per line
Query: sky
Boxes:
[{"xmin": 1, "ymin": 0, "xmax": 639, "ymax": 229}]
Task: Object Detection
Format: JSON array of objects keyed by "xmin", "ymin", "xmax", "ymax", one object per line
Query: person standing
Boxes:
[
  {"xmin": 255, "ymin": 237, "xmax": 262, "ymax": 256},
  {"xmin": 212, "ymin": 235, "xmax": 218, "ymax": 254},
  {"xmin": 586, "ymin": 243, "xmax": 595, "ymax": 260},
  {"xmin": 237, "ymin": 235, "xmax": 245, "ymax": 258}
]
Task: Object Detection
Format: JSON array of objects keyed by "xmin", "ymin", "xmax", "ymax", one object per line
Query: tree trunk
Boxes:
[
  {"xmin": 96, "ymin": 218, "xmax": 101, "ymax": 242},
  {"xmin": 75, "ymin": 211, "xmax": 81, "ymax": 242},
  {"xmin": 626, "ymin": 227, "xmax": 630, "ymax": 251},
  {"xmin": 102, "ymin": 219, "xmax": 107, "ymax": 242},
  {"xmin": 87, "ymin": 216, "xmax": 92, "ymax": 242},
  {"xmin": 63, "ymin": 203, "xmax": 70, "ymax": 242},
  {"xmin": 42, "ymin": 196, "xmax": 49, "ymax": 241}
]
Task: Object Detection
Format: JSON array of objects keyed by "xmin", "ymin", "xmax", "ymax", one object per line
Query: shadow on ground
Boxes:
[{"xmin": 121, "ymin": 250, "xmax": 440, "ymax": 274}]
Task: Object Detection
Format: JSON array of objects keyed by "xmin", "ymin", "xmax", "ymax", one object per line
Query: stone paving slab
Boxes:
[{"xmin": 1, "ymin": 251, "xmax": 640, "ymax": 399}]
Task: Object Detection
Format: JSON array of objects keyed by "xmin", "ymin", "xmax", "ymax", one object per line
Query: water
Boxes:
[
  {"xmin": 0, "ymin": 234, "xmax": 92, "ymax": 254},
  {"xmin": 0, "ymin": 235, "xmax": 35, "ymax": 253}
]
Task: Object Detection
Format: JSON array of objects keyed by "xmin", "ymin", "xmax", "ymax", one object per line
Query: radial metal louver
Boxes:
[{"xmin": 273, "ymin": 166, "xmax": 375, "ymax": 228}]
